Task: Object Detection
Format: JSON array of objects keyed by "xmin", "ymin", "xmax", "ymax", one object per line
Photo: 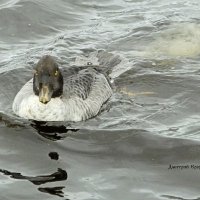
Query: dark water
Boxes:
[{"xmin": 1, "ymin": 0, "xmax": 200, "ymax": 199}]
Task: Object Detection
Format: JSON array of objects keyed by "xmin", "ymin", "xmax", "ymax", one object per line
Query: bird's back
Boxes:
[{"xmin": 61, "ymin": 67, "xmax": 112, "ymax": 121}]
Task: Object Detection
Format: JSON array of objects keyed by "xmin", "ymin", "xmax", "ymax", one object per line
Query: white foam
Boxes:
[{"xmin": 146, "ymin": 23, "xmax": 200, "ymax": 58}]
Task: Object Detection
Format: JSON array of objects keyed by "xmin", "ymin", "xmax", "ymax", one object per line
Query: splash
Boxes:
[{"xmin": 147, "ymin": 23, "xmax": 200, "ymax": 58}]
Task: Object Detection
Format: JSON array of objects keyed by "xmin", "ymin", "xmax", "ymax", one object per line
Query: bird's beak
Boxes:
[{"xmin": 39, "ymin": 85, "xmax": 53, "ymax": 104}]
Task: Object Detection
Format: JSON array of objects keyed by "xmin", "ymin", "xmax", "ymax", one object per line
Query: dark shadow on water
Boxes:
[
  {"xmin": 49, "ymin": 152, "xmax": 59, "ymax": 160},
  {"xmin": 38, "ymin": 186, "xmax": 65, "ymax": 197},
  {"xmin": 0, "ymin": 113, "xmax": 79, "ymax": 141},
  {"xmin": 31, "ymin": 120, "xmax": 79, "ymax": 141},
  {"xmin": 0, "ymin": 168, "xmax": 67, "ymax": 185},
  {"xmin": 0, "ymin": 168, "xmax": 68, "ymax": 198}
]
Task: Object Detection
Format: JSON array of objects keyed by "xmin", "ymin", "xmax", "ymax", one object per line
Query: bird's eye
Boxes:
[
  {"xmin": 87, "ymin": 62, "xmax": 92, "ymax": 65},
  {"xmin": 55, "ymin": 70, "xmax": 58, "ymax": 76}
]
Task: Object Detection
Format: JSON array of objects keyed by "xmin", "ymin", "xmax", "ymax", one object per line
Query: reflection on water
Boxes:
[
  {"xmin": 49, "ymin": 152, "xmax": 59, "ymax": 160},
  {"xmin": 0, "ymin": 168, "xmax": 67, "ymax": 185},
  {"xmin": 31, "ymin": 121, "xmax": 79, "ymax": 141},
  {"xmin": 0, "ymin": 168, "xmax": 67, "ymax": 197},
  {"xmin": 38, "ymin": 186, "xmax": 65, "ymax": 198}
]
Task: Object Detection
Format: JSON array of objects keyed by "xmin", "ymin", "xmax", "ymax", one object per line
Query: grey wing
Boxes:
[
  {"xmin": 61, "ymin": 66, "xmax": 87, "ymax": 77},
  {"xmin": 63, "ymin": 69, "xmax": 96, "ymax": 100}
]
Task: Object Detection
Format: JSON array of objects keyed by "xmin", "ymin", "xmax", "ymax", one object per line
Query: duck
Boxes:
[{"xmin": 12, "ymin": 55, "xmax": 113, "ymax": 121}]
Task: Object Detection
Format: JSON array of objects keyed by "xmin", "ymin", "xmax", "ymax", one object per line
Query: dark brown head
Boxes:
[{"xmin": 33, "ymin": 55, "xmax": 63, "ymax": 104}]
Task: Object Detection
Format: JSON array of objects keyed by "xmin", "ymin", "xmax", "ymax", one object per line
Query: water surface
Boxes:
[{"xmin": 1, "ymin": 0, "xmax": 200, "ymax": 199}]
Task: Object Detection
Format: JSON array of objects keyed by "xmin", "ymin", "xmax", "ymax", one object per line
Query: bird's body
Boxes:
[{"xmin": 12, "ymin": 56, "xmax": 113, "ymax": 122}]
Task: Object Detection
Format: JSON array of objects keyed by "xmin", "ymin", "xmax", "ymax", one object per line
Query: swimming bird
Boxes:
[{"xmin": 12, "ymin": 55, "xmax": 113, "ymax": 121}]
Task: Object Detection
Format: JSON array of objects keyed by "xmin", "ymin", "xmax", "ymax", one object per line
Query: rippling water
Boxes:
[{"xmin": 1, "ymin": 0, "xmax": 200, "ymax": 199}]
